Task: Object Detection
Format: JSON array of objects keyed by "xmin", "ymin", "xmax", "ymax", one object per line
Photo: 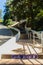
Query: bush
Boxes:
[
  {"xmin": 0, "ymin": 19, "xmax": 3, "ymax": 23},
  {"xmin": 7, "ymin": 19, "xmax": 12, "ymax": 25},
  {"xmin": 3, "ymin": 19, "xmax": 12, "ymax": 26}
]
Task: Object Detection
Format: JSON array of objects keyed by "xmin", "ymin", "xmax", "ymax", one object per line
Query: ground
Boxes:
[{"xmin": 0, "ymin": 23, "xmax": 43, "ymax": 65}]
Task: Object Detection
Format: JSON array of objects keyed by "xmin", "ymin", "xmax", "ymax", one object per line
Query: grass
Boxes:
[{"xmin": 0, "ymin": 19, "xmax": 3, "ymax": 23}]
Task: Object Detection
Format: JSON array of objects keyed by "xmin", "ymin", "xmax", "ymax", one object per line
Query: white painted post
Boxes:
[
  {"xmin": 0, "ymin": 54, "xmax": 1, "ymax": 59},
  {"xmin": 41, "ymin": 32, "xmax": 43, "ymax": 53},
  {"xmin": 28, "ymin": 33, "xmax": 29, "ymax": 39},
  {"xmin": 33, "ymin": 33, "xmax": 35, "ymax": 45},
  {"xmin": 30, "ymin": 32, "xmax": 31, "ymax": 43}
]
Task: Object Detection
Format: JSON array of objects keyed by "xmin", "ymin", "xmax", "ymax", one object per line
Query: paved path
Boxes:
[
  {"xmin": 0, "ymin": 24, "xmax": 13, "ymax": 45},
  {"xmin": 0, "ymin": 59, "xmax": 43, "ymax": 65}
]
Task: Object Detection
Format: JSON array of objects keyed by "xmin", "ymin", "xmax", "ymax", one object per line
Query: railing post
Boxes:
[
  {"xmin": 0, "ymin": 54, "xmax": 1, "ymax": 59},
  {"xmin": 41, "ymin": 32, "xmax": 43, "ymax": 53},
  {"xmin": 33, "ymin": 33, "xmax": 35, "ymax": 45},
  {"xmin": 29, "ymin": 30, "xmax": 31, "ymax": 43}
]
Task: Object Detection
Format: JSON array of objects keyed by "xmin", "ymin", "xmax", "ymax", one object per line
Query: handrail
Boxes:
[
  {"xmin": 25, "ymin": 25, "xmax": 41, "ymax": 39},
  {"xmin": 31, "ymin": 30, "xmax": 41, "ymax": 39},
  {"xmin": 11, "ymin": 27, "xmax": 20, "ymax": 41},
  {"xmin": 0, "ymin": 27, "xmax": 20, "ymax": 59}
]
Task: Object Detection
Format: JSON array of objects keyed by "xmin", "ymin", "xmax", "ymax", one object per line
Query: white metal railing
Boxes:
[
  {"xmin": 0, "ymin": 27, "xmax": 20, "ymax": 59},
  {"xmin": 31, "ymin": 30, "xmax": 43, "ymax": 53},
  {"xmin": 31, "ymin": 30, "xmax": 41, "ymax": 39},
  {"xmin": 13, "ymin": 27, "xmax": 20, "ymax": 41},
  {"xmin": 25, "ymin": 26, "xmax": 43, "ymax": 53}
]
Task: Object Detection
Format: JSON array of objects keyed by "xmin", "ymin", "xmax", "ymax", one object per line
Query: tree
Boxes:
[
  {"xmin": 0, "ymin": 9, "xmax": 2, "ymax": 19},
  {"xmin": 3, "ymin": 0, "xmax": 43, "ymax": 31},
  {"xmin": 10, "ymin": 0, "xmax": 43, "ymax": 30},
  {"xmin": 0, "ymin": 9, "xmax": 2, "ymax": 23},
  {"xmin": 3, "ymin": 0, "xmax": 13, "ymax": 25}
]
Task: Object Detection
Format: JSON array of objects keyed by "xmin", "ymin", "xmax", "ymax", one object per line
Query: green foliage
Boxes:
[
  {"xmin": 3, "ymin": 0, "xmax": 13, "ymax": 25},
  {"xmin": 6, "ymin": 19, "xmax": 14, "ymax": 25},
  {"xmin": 0, "ymin": 19, "xmax": 3, "ymax": 23},
  {"xmin": 3, "ymin": 0, "xmax": 43, "ymax": 30},
  {"xmin": 0, "ymin": 9, "xmax": 2, "ymax": 19},
  {"xmin": 3, "ymin": 19, "xmax": 12, "ymax": 25}
]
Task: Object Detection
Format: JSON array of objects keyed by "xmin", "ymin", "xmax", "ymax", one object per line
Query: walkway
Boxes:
[
  {"xmin": 1, "ymin": 39, "xmax": 42, "ymax": 58},
  {"xmin": 0, "ymin": 24, "xmax": 12, "ymax": 45},
  {"xmin": 0, "ymin": 59, "xmax": 43, "ymax": 65},
  {"xmin": 1, "ymin": 40, "xmax": 43, "ymax": 64},
  {"xmin": 0, "ymin": 24, "xmax": 43, "ymax": 64}
]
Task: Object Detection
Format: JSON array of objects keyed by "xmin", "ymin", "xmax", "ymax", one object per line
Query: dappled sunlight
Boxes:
[{"xmin": 12, "ymin": 48, "xmax": 25, "ymax": 54}]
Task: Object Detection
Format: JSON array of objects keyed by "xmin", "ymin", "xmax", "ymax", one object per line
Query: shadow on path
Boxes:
[
  {"xmin": 0, "ymin": 28, "xmax": 12, "ymax": 36},
  {"xmin": 0, "ymin": 24, "xmax": 12, "ymax": 45}
]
